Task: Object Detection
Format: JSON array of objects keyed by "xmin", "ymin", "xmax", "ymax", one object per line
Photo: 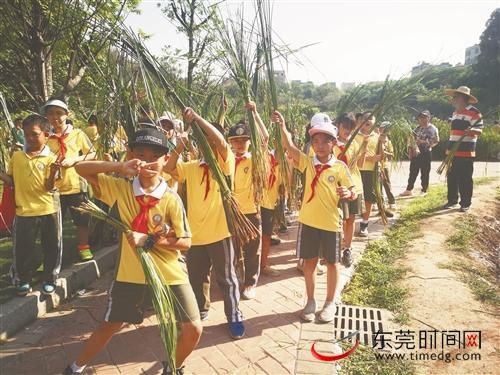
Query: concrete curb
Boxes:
[{"xmin": 0, "ymin": 244, "xmax": 118, "ymax": 340}]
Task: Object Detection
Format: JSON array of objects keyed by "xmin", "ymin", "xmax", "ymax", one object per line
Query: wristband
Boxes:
[{"xmin": 143, "ymin": 234, "xmax": 157, "ymax": 251}]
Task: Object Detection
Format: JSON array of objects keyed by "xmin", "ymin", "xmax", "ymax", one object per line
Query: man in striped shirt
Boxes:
[{"xmin": 443, "ymin": 86, "xmax": 483, "ymax": 212}]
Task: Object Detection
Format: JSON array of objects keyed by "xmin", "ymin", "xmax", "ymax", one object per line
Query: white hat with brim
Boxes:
[
  {"xmin": 41, "ymin": 99, "xmax": 68, "ymax": 114},
  {"xmin": 444, "ymin": 86, "xmax": 478, "ymax": 104},
  {"xmin": 309, "ymin": 123, "xmax": 338, "ymax": 139}
]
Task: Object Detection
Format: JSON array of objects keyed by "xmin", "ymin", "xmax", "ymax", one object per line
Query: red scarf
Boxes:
[
  {"xmin": 336, "ymin": 143, "xmax": 348, "ymax": 165},
  {"xmin": 200, "ymin": 163, "xmax": 211, "ymax": 201},
  {"xmin": 131, "ymin": 195, "xmax": 160, "ymax": 234},
  {"xmin": 306, "ymin": 164, "xmax": 331, "ymax": 203},
  {"xmin": 268, "ymin": 154, "xmax": 279, "ymax": 189},
  {"xmin": 49, "ymin": 132, "xmax": 69, "ymax": 159}
]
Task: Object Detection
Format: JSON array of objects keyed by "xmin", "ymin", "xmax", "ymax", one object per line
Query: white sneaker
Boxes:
[
  {"xmin": 399, "ymin": 190, "xmax": 412, "ymax": 197},
  {"xmin": 300, "ymin": 299, "xmax": 316, "ymax": 322},
  {"xmin": 317, "ymin": 301, "xmax": 337, "ymax": 323},
  {"xmin": 241, "ymin": 286, "xmax": 256, "ymax": 300},
  {"xmin": 261, "ymin": 265, "xmax": 280, "ymax": 277},
  {"xmin": 316, "ymin": 263, "xmax": 326, "ymax": 276}
]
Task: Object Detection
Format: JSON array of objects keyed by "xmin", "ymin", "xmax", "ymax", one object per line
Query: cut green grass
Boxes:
[
  {"xmin": 343, "ymin": 184, "xmax": 447, "ymax": 325},
  {"xmin": 445, "ymin": 215, "xmax": 477, "ymax": 253}
]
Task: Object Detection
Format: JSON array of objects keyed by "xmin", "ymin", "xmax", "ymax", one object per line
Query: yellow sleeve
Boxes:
[
  {"xmin": 95, "ymin": 173, "xmax": 120, "ymax": 206},
  {"xmin": 78, "ymin": 130, "xmax": 93, "ymax": 155},
  {"xmin": 217, "ymin": 143, "xmax": 234, "ymax": 176},
  {"xmin": 296, "ymin": 151, "xmax": 308, "ymax": 173},
  {"xmin": 167, "ymin": 195, "xmax": 191, "ymax": 238},
  {"xmin": 339, "ymin": 163, "xmax": 354, "ymax": 188},
  {"xmin": 176, "ymin": 161, "xmax": 188, "ymax": 183}
]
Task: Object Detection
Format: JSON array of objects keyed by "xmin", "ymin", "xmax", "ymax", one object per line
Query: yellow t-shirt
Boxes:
[
  {"xmin": 47, "ymin": 126, "xmax": 93, "ymax": 195},
  {"xmin": 7, "ymin": 147, "xmax": 58, "ymax": 217},
  {"xmin": 261, "ymin": 153, "xmax": 281, "ymax": 210},
  {"xmin": 333, "ymin": 141, "xmax": 362, "ymax": 194},
  {"xmin": 233, "ymin": 152, "xmax": 257, "ymax": 214},
  {"xmin": 355, "ymin": 133, "xmax": 379, "ymax": 171},
  {"xmin": 83, "ymin": 126, "xmax": 99, "ymax": 142},
  {"xmin": 95, "ymin": 174, "xmax": 190, "ymax": 285},
  {"xmin": 176, "ymin": 144, "xmax": 234, "ymax": 245},
  {"xmin": 296, "ymin": 152, "xmax": 353, "ymax": 232}
]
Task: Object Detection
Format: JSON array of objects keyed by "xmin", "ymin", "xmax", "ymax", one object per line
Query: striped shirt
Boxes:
[{"xmin": 447, "ymin": 105, "xmax": 483, "ymax": 158}]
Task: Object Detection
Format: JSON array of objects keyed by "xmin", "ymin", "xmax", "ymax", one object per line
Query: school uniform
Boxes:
[
  {"xmin": 175, "ymin": 144, "xmax": 243, "ymax": 323},
  {"xmin": 261, "ymin": 152, "xmax": 281, "ymax": 236},
  {"xmin": 356, "ymin": 132, "xmax": 379, "ymax": 204},
  {"xmin": 333, "ymin": 140, "xmax": 363, "ymax": 216},
  {"xmin": 8, "ymin": 147, "xmax": 62, "ymax": 284},
  {"xmin": 295, "ymin": 153, "xmax": 354, "ymax": 263},
  {"xmin": 94, "ymin": 174, "xmax": 198, "ymax": 324}
]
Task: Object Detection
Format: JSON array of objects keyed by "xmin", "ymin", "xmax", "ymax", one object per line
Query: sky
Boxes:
[{"xmin": 125, "ymin": 0, "xmax": 499, "ymax": 85}]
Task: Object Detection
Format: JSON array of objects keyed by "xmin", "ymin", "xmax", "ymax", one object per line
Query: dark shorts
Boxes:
[
  {"xmin": 360, "ymin": 171, "xmax": 376, "ymax": 204},
  {"xmin": 60, "ymin": 193, "xmax": 90, "ymax": 226},
  {"xmin": 347, "ymin": 194, "xmax": 363, "ymax": 216},
  {"xmin": 296, "ymin": 223, "xmax": 341, "ymax": 264},
  {"xmin": 104, "ymin": 281, "xmax": 200, "ymax": 324},
  {"xmin": 260, "ymin": 207, "xmax": 275, "ymax": 236}
]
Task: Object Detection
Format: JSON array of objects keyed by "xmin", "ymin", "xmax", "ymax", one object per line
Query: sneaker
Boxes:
[
  {"xmin": 317, "ymin": 301, "xmax": 337, "ymax": 323},
  {"xmin": 443, "ymin": 202, "xmax": 458, "ymax": 209},
  {"xmin": 162, "ymin": 363, "xmax": 185, "ymax": 375},
  {"xmin": 270, "ymin": 236, "xmax": 281, "ymax": 246},
  {"xmin": 200, "ymin": 311, "xmax": 209, "ymax": 321},
  {"xmin": 261, "ymin": 265, "xmax": 280, "ymax": 277},
  {"xmin": 62, "ymin": 364, "xmax": 85, "ymax": 374},
  {"xmin": 420, "ymin": 189, "xmax": 428, "ymax": 196},
  {"xmin": 399, "ymin": 190, "xmax": 412, "ymax": 197},
  {"xmin": 384, "ymin": 209, "xmax": 394, "ymax": 218},
  {"xmin": 78, "ymin": 248, "xmax": 93, "ymax": 262},
  {"xmin": 16, "ymin": 282, "xmax": 31, "ymax": 297},
  {"xmin": 228, "ymin": 321, "xmax": 245, "ymax": 339},
  {"xmin": 359, "ymin": 222, "xmax": 368, "ymax": 237},
  {"xmin": 459, "ymin": 206, "xmax": 470, "ymax": 213},
  {"xmin": 42, "ymin": 282, "xmax": 56, "ymax": 295},
  {"xmin": 341, "ymin": 248, "xmax": 353, "ymax": 268},
  {"xmin": 316, "ymin": 263, "xmax": 325, "ymax": 276},
  {"xmin": 300, "ymin": 299, "xmax": 316, "ymax": 322},
  {"xmin": 241, "ymin": 286, "xmax": 256, "ymax": 300}
]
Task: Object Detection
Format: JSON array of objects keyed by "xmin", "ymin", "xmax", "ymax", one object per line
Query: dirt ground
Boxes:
[{"xmin": 400, "ymin": 182, "xmax": 499, "ymax": 375}]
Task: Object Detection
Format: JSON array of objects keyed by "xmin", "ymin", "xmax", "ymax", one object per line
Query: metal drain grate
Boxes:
[{"xmin": 333, "ymin": 305, "xmax": 387, "ymax": 346}]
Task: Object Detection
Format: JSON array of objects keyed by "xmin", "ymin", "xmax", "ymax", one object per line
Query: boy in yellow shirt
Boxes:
[
  {"xmin": 0, "ymin": 115, "xmax": 60, "ymax": 296},
  {"xmin": 275, "ymin": 111, "xmax": 357, "ymax": 323},
  {"xmin": 65, "ymin": 128, "xmax": 201, "ymax": 375},
  {"xmin": 227, "ymin": 101, "xmax": 269, "ymax": 300},
  {"xmin": 165, "ymin": 108, "xmax": 245, "ymax": 340},
  {"xmin": 44, "ymin": 99, "xmax": 96, "ymax": 261},
  {"xmin": 333, "ymin": 113, "xmax": 365, "ymax": 268}
]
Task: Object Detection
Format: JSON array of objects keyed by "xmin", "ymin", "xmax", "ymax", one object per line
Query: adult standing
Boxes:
[
  {"xmin": 442, "ymin": 86, "xmax": 483, "ymax": 212},
  {"xmin": 400, "ymin": 110, "xmax": 439, "ymax": 196}
]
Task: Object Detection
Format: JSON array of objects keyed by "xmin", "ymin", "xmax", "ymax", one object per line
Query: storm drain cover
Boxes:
[{"xmin": 333, "ymin": 305, "xmax": 389, "ymax": 346}]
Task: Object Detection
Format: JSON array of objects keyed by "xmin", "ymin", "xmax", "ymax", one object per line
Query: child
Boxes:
[
  {"xmin": 227, "ymin": 101, "xmax": 269, "ymax": 300},
  {"xmin": 44, "ymin": 99, "xmax": 96, "ymax": 261},
  {"xmin": 0, "ymin": 115, "xmax": 60, "ymax": 296},
  {"xmin": 260, "ymin": 150, "xmax": 281, "ymax": 277},
  {"xmin": 378, "ymin": 124, "xmax": 396, "ymax": 211},
  {"xmin": 355, "ymin": 112, "xmax": 381, "ymax": 237},
  {"xmin": 165, "ymin": 108, "xmax": 245, "ymax": 340},
  {"xmin": 83, "ymin": 114, "xmax": 99, "ymax": 143},
  {"xmin": 275, "ymin": 111, "xmax": 357, "ymax": 323},
  {"xmin": 333, "ymin": 113, "xmax": 364, "ymax": 268},
  {"xmin": 64, "ymin": 128, "xmax": 201, "ymax": 375}
]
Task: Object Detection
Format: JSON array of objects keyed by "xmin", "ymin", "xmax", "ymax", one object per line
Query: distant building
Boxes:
[
  {"xmin": 465, "ymin": 44, "xmax": 481, "ymax": 65},
  {"xmin": 341, "ymin": 82, "xmax": 355, "ymax": 91}
]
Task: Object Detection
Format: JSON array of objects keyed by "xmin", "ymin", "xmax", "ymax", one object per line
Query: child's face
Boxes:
[
  {"xmin": 23, "ymin": 124, "xmax": 48, "ymax": 151},
  {"xmin": 338, "ymin": 124, "xmax": 352, "ymax": 140},
  {"xmin": 130, "ymin": 145, "xmax": 167, "ymax": 179},
  {"xmin": 311, "ymin": 133, "xmax": 334, "ymax": 159},
  {"xmin": 229, "ymin": 137, "xmax": 251, "ymax": 155},
  {"xmin": 45, "ymin": 106, "xmax": 68, "ymax": 128}
]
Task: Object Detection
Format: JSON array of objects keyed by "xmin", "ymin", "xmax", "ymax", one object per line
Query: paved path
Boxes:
[{"xmin": 1, "ymin": 162, "xmax": 497, "ymax": 375}]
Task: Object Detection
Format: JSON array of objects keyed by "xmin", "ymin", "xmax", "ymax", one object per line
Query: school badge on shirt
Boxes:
[{"xmin": 328, "ymin": 175, "xmax": 335, "ymax": 183}]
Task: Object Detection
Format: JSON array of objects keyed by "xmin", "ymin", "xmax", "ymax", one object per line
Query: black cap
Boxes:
[
  {"xmin": 227, "ymin": 123, "xmax": 250, "ymax": 139},
  {"xmin": 128, "ymin": 128, "xmax": 170, "ymax": 153},
  {"xmin": 418, "ymin": 110, "xmax": 431, "ymax": 118}
]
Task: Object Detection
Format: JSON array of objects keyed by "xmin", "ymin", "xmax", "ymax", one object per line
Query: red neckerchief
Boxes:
[
  {"xmin": 49, "ymin": 132, "xmax": 69, "ymax": 159},
  {"xmin": 131, "ymin": 195, "xmax": 160, "ymax": 234},
  {"xmin": 200, "ymin": 163, "xmax": 211, "ymax": 201},
  {"xmin": 268, "ymin": 153, "xmax": 279, "ymax": 189},
  {"xmin": 306, "ymin": 164, "xmax": 331, "ymax": 203},
  {"xmin": 336, "ymin": 141, "xmax": 348, "ymax": 164}
]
